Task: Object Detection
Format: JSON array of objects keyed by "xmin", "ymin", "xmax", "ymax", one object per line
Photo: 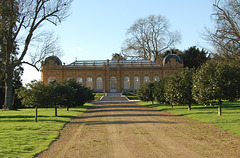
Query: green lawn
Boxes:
[
  {"xmin": 139, "ymin": 101, "xmax": 240, "ymax": 137},
  {"xmin": 0, "ymin": 103, "xmax": 92, "ymax": 158},
  {"xmin": 94, "ymin": 93, "xmax": 105, "ymax": 101},
  {"xmin": 123, "ymin": 92, "xmax": 139, "ymax": 100}
]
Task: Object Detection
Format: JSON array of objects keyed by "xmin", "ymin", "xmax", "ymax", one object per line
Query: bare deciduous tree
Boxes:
[
  {"xmin": 28, "ymin": 31, "xmax": 64, "ymax": 69},
  {"xmin": 121, "ymin": 15, "xmax": 181, "ymax": 61},
  {"xmin": 205, "ymin": 0, "xmax": 240, "ymax": 61},
  {"xmin": 0, "ymin": 0, "xmax": 72, "ymax": 109}
]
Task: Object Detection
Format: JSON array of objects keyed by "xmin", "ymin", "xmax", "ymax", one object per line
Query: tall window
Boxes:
[
  {"xmin": 77, "ymin": 77, "xmax": 83, "ymax": 84},
  {"xmin": 110, "ymin": 77, "xmax": 117, "ymax": 92},
  {"xmin": 124, "ymin": 76, "xmax": 130, "ymax": 89},
  {"xmin": 143, "ymin": 76, "xmax": 150, "ymax": 83},
  {"xmin": 134, "ymin": 76, "xmax": 140, "ymax": 89},
  {"xmin": 153, "ymin": 76, "xmax": 160, "ymax": 82},
  {"xmin": 48, "ymin": 77, "xmax": 56, "ymax": 83},
  {"xmin": 87, "ymin": 77, "xmax": 93, "ymax": 89},
  {"xmin": 96, "ymin": 77, "xmax": 103, "ymax": 90}
]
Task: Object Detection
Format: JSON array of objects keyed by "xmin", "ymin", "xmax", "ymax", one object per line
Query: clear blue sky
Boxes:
[{"xmin": 22, "ymin": 0, "xmax": 215, "ymax": 84}]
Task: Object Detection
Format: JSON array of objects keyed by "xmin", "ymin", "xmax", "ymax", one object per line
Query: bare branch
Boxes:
[
  {"xmin": 21, "ymin": 61, "xmax": 40, "ymax": 71},
  {"xmin": 29, "ymin": 31, "xmax": 63, "ymax": 69},
  {"xmin": 122, "ymin": 15, "xmax": 181, "ymax": 61},
  {"xmin": 16, "ymin": 0, "xmax": 72, "ymax": 65},
  {"xmin": 205, "ymin": 0, "xmax": 240, "ymax": 61}
]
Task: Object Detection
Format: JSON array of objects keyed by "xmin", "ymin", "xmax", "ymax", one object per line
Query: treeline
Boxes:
[
  {"xmin": 137, "ymin": 62, "xmax": 240, "ymax": 116},
  {"xmin": 16, "ymin": 79, "xmax": 94, "ymax": 122}
]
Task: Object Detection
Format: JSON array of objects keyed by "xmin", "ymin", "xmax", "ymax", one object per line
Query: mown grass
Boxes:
[
  {"xmin": 139, "ymin": 101, "xmax": 240, "ymax": 137},
  {"xmin": 123, "ymin": 92, "xmax": 139, "ymax": 100},
  {"xmin": 94, "ymin": 93, "xmax": 105, "ymax": 101},
  {"xmin": 0, "ymin": 103, "xmax": 92, "ymax": 158}
]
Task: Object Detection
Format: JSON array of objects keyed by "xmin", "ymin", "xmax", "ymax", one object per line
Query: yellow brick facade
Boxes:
[{"xmin": 41, "ymin": 55, "xmax": 183, "ymax": 93}]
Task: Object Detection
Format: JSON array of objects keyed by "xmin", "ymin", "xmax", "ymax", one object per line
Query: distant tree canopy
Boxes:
[
  {"xmin": 122, "ymin": 15, "xmax": 181, "ymax": 61},
  {"xmin": 182, "ymin": 46, "xmax": 209, "ymax": 69},
  {"xmin": 17, "ymin": 81, "xmax": 49, "ymax": 122},
  {"xmin": 165, "ymin": 68, "xmax": 195, "ymax": 110},
  {"xmin": 17, "ymin": 79, "xmax": 94, "ymax": 121},
  {"xmin": 192, "ymin": 62, "xmax": 240, "ymax": 116},
  {"xmin": 162, "ymin": 46, "xmax": 209, "ymax": 69},
  {"xmin": 111, "ymin": 53, "xmax": 126, "ymax": 60},
  {"xmin": 161, "ymin": 49, "xmax": 183, "ymax": 59},
  {"xmin": 154, "ymin": 78, "xmax": 168, "ymax": 104},
  {"xmin": 137, "ymin": 82, "xmax": 155, "ymax": 104},
  {"xmin": 62, "ymin": 79, "xmax": 95, "ymax": 108},
  {"xmin": 132, "ymin": 59, "xmax": 240, "ymax": 116},
  {"xmin": 1, "ymin": 0, "xmax": 72, "ymax": 110}
]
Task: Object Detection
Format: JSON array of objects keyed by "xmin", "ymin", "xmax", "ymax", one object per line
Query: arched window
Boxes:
[
  {"xmin": 48, "ymin": 77, "xmax": 56, "ymax": 83},
  {"xmin": 76, "ymin": 77, "xmax": 83, "ymax": 84},
  {"xmin": 134, "ymin": 76, "xmax": 140, "ymax": 89},
  {"xmin": 153, "ymin": 76, "xmax": 160, "ymax": 82},
  {"xmin": 96, "ymin": 77, "xmax": 103, "ymax": 90},
  {"xmin": 124, "ymin": 76, "xmax": 130, "ymax": 89},
  {"xmin": 86, "ymin": 77, "xmax": 93, "ymax": 89},
  {"xmin": 143, "ymin": 76, "xmax": 150, "ymax": 83}
]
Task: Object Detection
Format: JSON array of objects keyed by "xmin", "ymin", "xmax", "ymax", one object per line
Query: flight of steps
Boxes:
[{"xmin": 100, "ymin": 93, "xmax": 129, "ymax": 102}]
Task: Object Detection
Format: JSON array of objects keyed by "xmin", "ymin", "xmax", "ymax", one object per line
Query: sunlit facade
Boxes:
[{"xmin": 41, "ymin": 54, "xmax": 183, "ymax": 93}]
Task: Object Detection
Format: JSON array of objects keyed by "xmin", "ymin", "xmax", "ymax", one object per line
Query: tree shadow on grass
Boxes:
[
  {"xmin": 143, "ymin": 104, "xmax": 173, "ymax": 110},
  {"xmin": 69, "ymin": 109, "xmax": 86, "ymax": 113},
  {"xmin": 0, "ymin": 115, "xmax": 74, "ymax": 123},
  {"xmin": 0, "ymin": 119, "xmax": 70, "ymax": 123},
  {"xmin": 37, "ymin": 119, "xmax": 71, "ymax": 123},
  {"xmin": 178, "ymin": 112, "xmax": 215, "ymax": 116},
  {"xmin": 0, "ymin": 115, "xmax": 34, "ymax": 118},
  {"xmin": 223, "ymin": 105, "xmax": 240, "ymax": 109}
]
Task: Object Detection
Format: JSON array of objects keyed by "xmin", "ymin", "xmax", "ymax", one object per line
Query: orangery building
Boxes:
[{"xmin": 41, "ymin": 54, "xmax": 183, "ymax": 93}]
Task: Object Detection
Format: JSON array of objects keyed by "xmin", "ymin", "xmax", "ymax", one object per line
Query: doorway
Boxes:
[{"xmin": 110, "ymin": 77, "xmax": 117, "ymax": 92}]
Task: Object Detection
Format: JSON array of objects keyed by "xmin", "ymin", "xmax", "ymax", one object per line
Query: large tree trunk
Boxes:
[{"xmin": 3, "ymin": 72, "xmax": 14, "ymax": 110}]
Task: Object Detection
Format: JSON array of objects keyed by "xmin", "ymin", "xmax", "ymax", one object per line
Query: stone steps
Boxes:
[
  {"xmin": 100, "ymin": 96, "xmax": 129, "ymax": 101},
  {"xmin": 92, "ymin": 93, "xmax": 140, "ymax": 104},
  {"xmin": 100, "ymin": 93, "xmax": 129, "ymax": 102}
]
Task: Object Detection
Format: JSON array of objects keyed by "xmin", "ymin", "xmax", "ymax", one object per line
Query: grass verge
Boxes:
[
  {"xmin": 123, "ymin": 92, "xmax": 139, "ymax": 100},
  {"xmin": 0, "ymin": 103, "xmax": 92, "ymax": 158},
  {"xmin": 94, "ymin": 93, "xmax": 105, "ymax": 101},
  {"xmin": 139, "ymin": 101, "xmax": 240, "ymax": 137}
]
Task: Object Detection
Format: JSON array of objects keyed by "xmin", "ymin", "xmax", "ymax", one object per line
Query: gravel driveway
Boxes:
[{"xmin": 37, "ymin": 103, "xmax": 240, "ymax": 158}]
